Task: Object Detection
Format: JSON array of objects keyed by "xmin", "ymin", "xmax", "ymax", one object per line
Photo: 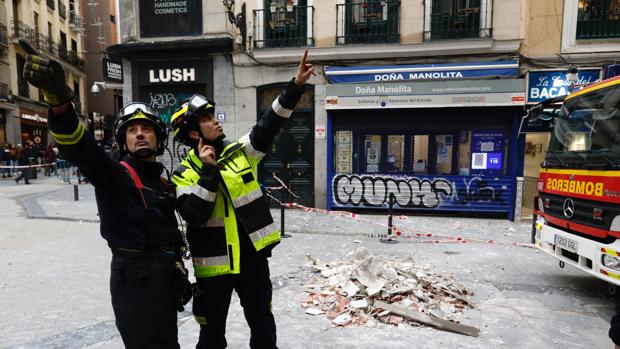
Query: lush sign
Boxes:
[
  {"xmin": 103, "ymin": 58, "xmax": 123, "ymax": 83},
  {"xmin": 139, "ymin": 0, "xmax": 202, "ymax": 38}
]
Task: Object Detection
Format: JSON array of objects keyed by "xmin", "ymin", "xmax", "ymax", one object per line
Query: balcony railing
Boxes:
[
  {"xmin": 59, "ymin": 2, "xmax": 67, "ymax": 21},
  {"xmin": 0, "ymin": 23, "xmax": 8, "ymax": 49},
  {"xmin": 37, "ymin": 33, "xmax": 58, "ymax": 56},
  {"xmin": 58, "ymin": 44, "xmax": 68, "ymax": 60},
  {"xmin": 0, "ymin": 82, "xmax": 8, "ymax": 100},
  {"xmin": 11, "ymin": 20, "xmax": 36, "ymax": 43},
  {"xmin": 47, "ymin": 0, "xmax": 56, "ymax": 11},
  {"xmin": 253, "ymin": 5, "xmax": 314, "ymax": 49},
  {"xmin": 67, "ymin": 50, "xmax": 78, "ymax": 65},
  {"xmin": 69, "ymin": 11, "xmax": 84, "ymax": 32},
  {"xmin": 577, "ymin": 1, "xmax": 620, "ymax": 39},
  {"xmin": 18, "ymin": 79, "xmax": 29, "ymax": 98},
  {"xmin": 336, "ymin": 1, "xmax": 400, "ymax": 45},
  {"xmin": 425, "ymin": 1, "xmax": 492, "ymax": 41}
]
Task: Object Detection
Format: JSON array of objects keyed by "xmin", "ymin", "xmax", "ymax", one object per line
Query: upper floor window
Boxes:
[
  {"xmin": 424, "ymin": 0, "xmax": 492, "ymax": 41},
  {"xmin": 253, "ymin": 0, "xmax": 314, "ymax": 48},
  {"xmin": 336, "ymin": 0, "xmax": 401, "ymax": 45},
  {"xmin": 577, "ymin": 0, "xmax": 620, "ymax": 39}
]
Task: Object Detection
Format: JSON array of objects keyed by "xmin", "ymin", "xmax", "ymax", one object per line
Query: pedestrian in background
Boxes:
[
  {"xmin": 9, "ymin": 144, "xmax": 17, "ymax": 176},
  {"xmin": 14, "ymin": 144, "xmax": 30, "ymax": 185},
  {"xmin": 44, "ymin": 144, "xmax": 56, "ymax": 176},
  {"xmin": 1, "ymin": 144, "xmax": 10, "ymax": 178},
  {"xmin": 21, "ymin": 39, "xmax": 188, "ymax": 348},
  {"xmin": 170, "ymin": 49, "xmax": 314, "ymax": 349}
]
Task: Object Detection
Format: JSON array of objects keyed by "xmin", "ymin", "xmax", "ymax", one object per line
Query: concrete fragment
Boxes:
[
  {"xmin": 305, "ymin": 308, "xmax": 324, "ymax": 316},
  {"xmin": 332, "ymin": 313, "xmax": 352, "ymax": 326},
  {"xmin": 350, "ymin": 299, "xmax": 368, "ymax": 309},
  {"xmin": 341, "ymin": 280, "xmax": 360, "ymax": 297}
]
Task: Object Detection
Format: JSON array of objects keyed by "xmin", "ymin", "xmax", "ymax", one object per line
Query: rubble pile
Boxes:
[{"xmin": 301, "ymin": 247, "xmax": 479, "ymax": 336}]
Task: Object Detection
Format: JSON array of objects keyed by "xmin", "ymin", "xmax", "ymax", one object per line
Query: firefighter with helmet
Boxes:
[
  {"xmin": 170, "ymin": 49, "xmax": 314, "ymax": 348},
  {"xmin": 19, "ymin": 39, "xmax": 188, "ymax": 348}
]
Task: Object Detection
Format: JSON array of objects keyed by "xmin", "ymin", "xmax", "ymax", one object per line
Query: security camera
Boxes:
[{"xmin": 91, "ymin": 83, "xmax": 102, "ymax": 95}]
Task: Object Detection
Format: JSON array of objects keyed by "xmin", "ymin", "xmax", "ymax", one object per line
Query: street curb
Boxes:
[{"xmin": 18, "ymin": 188, "xmax": 100, "ymax": 223}]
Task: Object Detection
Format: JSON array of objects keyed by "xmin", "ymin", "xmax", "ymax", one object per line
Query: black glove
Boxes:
[{"xmin": 19, "ymin": 39, "xmax": 74, "ymax": 106}]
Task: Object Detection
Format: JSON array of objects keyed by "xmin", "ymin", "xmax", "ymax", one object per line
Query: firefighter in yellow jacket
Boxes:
[{"xmin": 171, "ymin": 50, "xmax": 314, "ymax": 349}]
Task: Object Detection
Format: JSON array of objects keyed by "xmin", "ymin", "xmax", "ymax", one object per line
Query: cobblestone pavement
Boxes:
[{"xmin": 0, "ymin": 176, "xmax": 615, "ymax": 348}]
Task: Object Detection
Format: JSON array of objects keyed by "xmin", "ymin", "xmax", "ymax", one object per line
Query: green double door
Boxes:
[{"xmin": 257, "ymin": 84, "xmax": 314, "ymax": 208}]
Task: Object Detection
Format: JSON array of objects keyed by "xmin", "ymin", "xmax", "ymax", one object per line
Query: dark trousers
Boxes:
[
  {"xmin": 110, "ymin": 254, "xmax": 180, "ymax": 349},
  {"xmin": 15, "ymin": 169, "xmax": 29, "ymax": 184},
  {"xmin": 195, "ymin": 256, "xmax": 277, "ymax": 349}
]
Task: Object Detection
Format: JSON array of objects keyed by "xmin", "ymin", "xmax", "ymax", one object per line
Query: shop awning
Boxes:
[
  {"xmin": 325, "ymin": 79, "xmax": 525, "ymax": 110},
  {"xmin": 325, "ymin": 60, "xmax": 519, "ymax": 84}
]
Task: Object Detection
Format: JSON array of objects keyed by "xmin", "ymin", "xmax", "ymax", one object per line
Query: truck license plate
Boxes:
[{"xmin": 554, "ymin": 235, "xmax": 578, "ymax": 253}]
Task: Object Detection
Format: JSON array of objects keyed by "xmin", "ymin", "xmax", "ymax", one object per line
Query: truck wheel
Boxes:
[{"xmin": 559, "ymin": 261, "xmax": 565, "ymax": 269}]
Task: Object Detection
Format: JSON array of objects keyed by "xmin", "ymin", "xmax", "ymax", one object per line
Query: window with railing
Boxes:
[
  {"xmin": 59, "ymin": 2, "xmax": 67, "ymax": 20},
  {"xmin": 425, "ymin": 0, "xmax": 492, "ymax": 41},
  {"xmin": 11, "ymin": 20, "xmax": 36, "ymax": 42},
  {"xmin": 337, "ymin": 0, "xmax": 400, "ymax": 45},
  {"xmin": 47, "ymin": 0, "xmax": 56, "ymax": 11},
  {"xmin": 0, "ymin": 23, "xmax": 8, "ymax": 48},
  {"xmin": 577, "ymin": 0, "xmax": 620, "ymax": 39},
  {"xmin": 0, "ymin": 83, "xmax": 8, "ymax": 100},
  {"xmin": 254, "ymin": 0, "xmax": 314, "ymax": 48}
]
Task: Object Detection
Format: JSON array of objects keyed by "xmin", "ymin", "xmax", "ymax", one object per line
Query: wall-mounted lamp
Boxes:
[
  {"xmin": 90, "ymin": 81, "xmax": 123, "ymax": 96},
  {"xmin": 222, "ymin": 0, "xmax": 247, "ymax": 50},
  {"xmin": 567, "ymin": 64, "xmax": 580, "ymax": 85}
]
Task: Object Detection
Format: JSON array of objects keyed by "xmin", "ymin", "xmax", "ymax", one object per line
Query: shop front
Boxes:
[
  {"xmin": 19, "ymin": 107, "xmax": 48, "ymax": 147},
  {"xmin": 134, "ymin": 59, "xmax": 213, "ymax": 125},
  {"xmin": 325, "ymin": 64, "xmax": 526, "ymax": 219}
]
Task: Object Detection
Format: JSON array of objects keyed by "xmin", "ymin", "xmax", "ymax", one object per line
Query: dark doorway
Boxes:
[{"xmin": 257, "ymin": 83, "xmax": 315, "ymax": 208}]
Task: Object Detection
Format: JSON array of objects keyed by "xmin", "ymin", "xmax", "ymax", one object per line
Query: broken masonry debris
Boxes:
[{"xmin": 302, "ymin": 248, "xmax": 479, "ymax": 337}]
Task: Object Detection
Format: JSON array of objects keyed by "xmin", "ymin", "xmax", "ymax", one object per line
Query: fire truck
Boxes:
[{"xmin": 532, "ymin": 75, "xmax": 620, "ymax": 289}]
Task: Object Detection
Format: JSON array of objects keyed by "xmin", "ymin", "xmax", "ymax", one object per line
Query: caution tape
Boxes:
[
  {"xmin": 0, "ymin": 162, "xmax": 56, "ymax": 169},
  {"xmin": 270, "ymin": 173, "xmax": 299, "ymax": 198},
  {"xmin": 268, "ymin": 174, "xmax": 533, "ymax": 249}
]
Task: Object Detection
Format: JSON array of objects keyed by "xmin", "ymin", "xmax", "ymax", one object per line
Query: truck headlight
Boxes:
[
  {"xmin": 538, "ymin": 197, "xmax": 544, "ymax": 214},
  {"xmin": 602, "ymin": 253, "xmax": 620, "ymax": 271}
]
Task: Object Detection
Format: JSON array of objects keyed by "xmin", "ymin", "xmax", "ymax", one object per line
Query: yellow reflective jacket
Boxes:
[{"xmin": 173, "ymin": 78, "xmax": 304, "ymax": 278}]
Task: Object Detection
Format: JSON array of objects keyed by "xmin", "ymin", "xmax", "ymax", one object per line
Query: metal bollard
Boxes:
[
  {"xmin": 74, "ymin": 184, "xmax": 79, "ymax": 201},
  {"xmin": 380, "ymin": 193, "xmax": 398, "ymax": 244},
  {"xmin": 281, "ymin": 182, "xmax": 291, "ymax": 238}
]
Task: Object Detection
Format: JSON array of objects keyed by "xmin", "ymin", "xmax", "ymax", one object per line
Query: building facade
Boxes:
[
  {"xmin": 109, "ymin": 0, "xmax": 234, "ymax": 170},
  {"xmin": 520, "ymin": 0, "xmax": 620, "ymax": 218},
  {"xmin": 232, "ymin": 0, "xmax": 525, "ymax": 218},
  {"xmin": 3, "ymin": 0, "xmax": 86, "ymax": 147},
  {"xmin": 83, "ymin": 0, "xmax": 120, "ymax": 145}
]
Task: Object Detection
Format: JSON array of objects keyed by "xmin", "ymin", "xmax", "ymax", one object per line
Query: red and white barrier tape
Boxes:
[
  {"xmin": 271, "ymin": 173, "xmax": 299, "ymax": 198},
  {"xmin": 282, "ymin": 201, "xmax": 534, "ymax": 249},
  {"xmin": 267, "ymin": 174, "xmax": 533, "ymax": 249},
  {"xmin": 0, "ymin": 162, "xmax": 56, "ymax": 169}
]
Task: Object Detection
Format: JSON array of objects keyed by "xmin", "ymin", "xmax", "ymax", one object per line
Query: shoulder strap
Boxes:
[{"xmin": 120, "ymin": 160, "xmax": 148, "ymax": 209}]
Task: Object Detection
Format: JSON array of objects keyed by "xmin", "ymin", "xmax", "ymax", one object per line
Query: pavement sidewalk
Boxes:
[{"xmin": 4, "ymin": 176, "xmax": 613, "ymax": 348}]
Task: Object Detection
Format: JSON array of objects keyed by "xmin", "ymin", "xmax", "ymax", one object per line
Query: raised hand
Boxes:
[
  {"xmin": 19, "ymin": 39, "xmax": 74, "ymax": 106},
  {"xmin": 198, "ymin": 138, "xmax": 217, "ymax": 165},
  {"xmin": 294, "ymin": 49, "xmax": 315, "ymax": 87}
]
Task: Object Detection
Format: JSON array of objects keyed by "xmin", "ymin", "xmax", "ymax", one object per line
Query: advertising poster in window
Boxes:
[
  {"xmin": 139, "ymin": 0, "xmax": 202, "ymax": 38},
  {"xmin": 470, "ymin": 131, "xmax": 505, "ymax": 174}
]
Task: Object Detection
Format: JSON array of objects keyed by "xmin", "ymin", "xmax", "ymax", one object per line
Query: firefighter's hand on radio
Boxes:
[
  {"xmin": 198, "ymin": 138, "xmax": 216, "ymax": 166},
  {"xmin": 19, "ymin": 39, "xmax": 74, "ymax": 106}
]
